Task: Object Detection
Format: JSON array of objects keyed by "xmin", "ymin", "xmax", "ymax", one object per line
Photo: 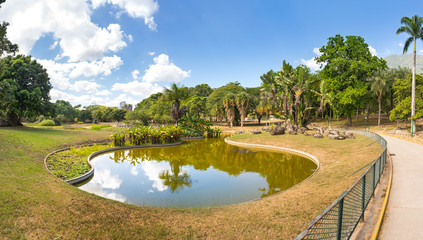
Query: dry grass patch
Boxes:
[{"xmin": 0, "ymin": 126, "xmax": 382, "ymax": 239}]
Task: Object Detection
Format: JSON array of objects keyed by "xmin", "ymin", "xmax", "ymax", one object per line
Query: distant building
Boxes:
[
  {"xmin": 119, "ymin": 101, "xmax": 132, "ymax": 111},
  {"xmin": 119, "ymin": 101, "xmax": 126, "ymax": 109}
]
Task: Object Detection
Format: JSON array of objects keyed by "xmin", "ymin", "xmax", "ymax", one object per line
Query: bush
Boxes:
[
  {"xmin": 91, "ymin": 125, "xmax": 112, "ymax": 130},
  {"xmin": 39, "ymin": 120, "xmax": 56, "ymax": 126}
]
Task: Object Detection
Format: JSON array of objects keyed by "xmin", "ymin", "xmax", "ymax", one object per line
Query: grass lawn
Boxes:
[{"xmin": 0, "ymin": 125, "xmax": 381, "ymax": 239}]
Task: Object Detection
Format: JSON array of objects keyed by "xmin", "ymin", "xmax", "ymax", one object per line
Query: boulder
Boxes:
[
  {"xmin": 298, "ymin": 127, "xmax": 306, "ymax": 134},
  {"xmin": 328, "ymin": 134, "xmax": 339, "ymax": 140},
  {"xmin": 250, "ymin": 130, "xmax": 262, "ymax": 134},
  {"xmin": 313, "ymin": 133, "xmax": 323, "ymax": 138},
  {"xmin": 329, "ymin": 130, "xmax": 339, "ymax": 136},
  {"xmin": 237, "ymin": 130, "xmax": 245, "ymax": 134},
  {"xmin": 338, "ymin": 135, "xmax": 346, "ymax": 140},
  {"xmin": 346, "ymin": 132, "xmax": 355, "ymax": 139},
  {"xmin": 303, "ymin": 132, "xmax": 311, "ymax": 136},
  {"xmin": 270, "ymin": 127, "xmax": 285, "ymax": 135},
  {"xmin": 288, "ymin": 130, "xmax": 297, "ymax": 135}
]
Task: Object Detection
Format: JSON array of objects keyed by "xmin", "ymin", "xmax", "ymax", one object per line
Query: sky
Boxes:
[{"xmin": 1, "ymin": 0, "xmax": 423, "ymax": 107}]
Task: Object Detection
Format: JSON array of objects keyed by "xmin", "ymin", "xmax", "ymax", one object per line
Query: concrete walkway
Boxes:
[{"xmin": 379, "ymin": 135, "xmax": 423, "ymax": 240}]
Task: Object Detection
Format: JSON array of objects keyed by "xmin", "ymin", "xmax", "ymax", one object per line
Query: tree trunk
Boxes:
[
  {"xmin": 378, "ymin": 96, "xmax": 382, "ymax": 126},
  {"xmin": 5, "ymin": 113, "xmax": 22, "ymax": 126},
  {"xmin": 411, "ymin": 40, "xmax": 416, "ymax": 135},
  {"xmin": 347, "ymin": 115, "xmax": 352, "ymax": 127}
]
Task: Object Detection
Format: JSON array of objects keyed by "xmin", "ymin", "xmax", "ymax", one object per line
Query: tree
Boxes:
[
  {"xmin": 0, "ymin": 0, "xmax": 18, "ymax": 56},
  {"xmin": 235, "ymin": 92, "xmax": 250, "ymax": 127},
  {"xmin": 112, "ymin": 109, "xmax": 126, "ymax": 122},
  {"xmin": 206, "ymin": 82, "xmax": 244, "ymax": 122},
  {"xmin": 164, "ymin": 83, "xmax": 189, "ymax": 125},
  {"xmin": 316, "ymin": 35, "xmax": 387, "ymax": 126},
  {"xmin": 193, "ymin": 83, "xmax": 212, "ymax": 97},
  {"xmin": 185, "ymin": 95, "xmax": 207, "ymax": 118},
  {"xmin": 368, "ymin": 69, "xmax": 389, "ymax": 126},
  {"xmin": 390, "ymin": 74, "xmax": 423, "ymax": 123},
  {"xmin": 396, "ymin": 15, "xmax": 423, "ymax": 135},
  {"xmin": 222, "ymin": 93, "xmax": 237, "ymax": 127},
  {"xmin": 53, "ymin": 100, "xmax": 77, "ymax": 122},
  {"xmin": 0, "ymin": 55, "xmax": 52, "ymax": 126}
]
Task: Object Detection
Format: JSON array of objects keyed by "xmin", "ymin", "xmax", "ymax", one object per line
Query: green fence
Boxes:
[{"xmin": 295, "ymin": 130, "xmax": 387, "ymax": 240}]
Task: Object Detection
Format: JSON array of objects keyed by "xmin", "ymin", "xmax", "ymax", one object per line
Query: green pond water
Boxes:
[{"xmin": 78, "ymin": 138, "xmax": 317, "ymax": 208}]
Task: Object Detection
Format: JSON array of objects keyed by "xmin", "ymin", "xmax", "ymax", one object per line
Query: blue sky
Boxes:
[{"xmin": 1, "ymin": 0, "xmax": 422, "ymax": 107}]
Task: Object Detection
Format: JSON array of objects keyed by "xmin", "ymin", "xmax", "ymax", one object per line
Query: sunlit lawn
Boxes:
[{"xmin": 0, "ymin": 124, "xmax": 381, "ymax": 239}]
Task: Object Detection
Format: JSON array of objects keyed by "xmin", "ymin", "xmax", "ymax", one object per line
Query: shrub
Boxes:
[
  {"xmin": 39, "ymin": 120, "xmax": 56, "ymax": 126},
  {"xmin": 91, "ymin": 125, "xmax": 112, "ymax": 130}
]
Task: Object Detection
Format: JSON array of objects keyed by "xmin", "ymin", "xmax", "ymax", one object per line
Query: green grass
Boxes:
[
  {"xmin": 0, "ymin": 125, "xmax": 382, "ymax": 239},
  {"xmin": 91, "ymin": 124, "xmax": 112, "ymax": 130},
  {"xmin": 46, "ymin": 144, "xmax": 110, "ymax": 180}
]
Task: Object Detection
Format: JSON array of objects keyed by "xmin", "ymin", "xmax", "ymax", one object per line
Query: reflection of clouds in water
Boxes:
[
  {"xmin": 81, "ymin": 183, "xmax": 126, "ymax": 203},
  {"xmin": 130, "ymin": 166, "xmax": 138, "ymax": 176},
  {"xmin": 141, "ymin": 161, "xmax": 190, "ymax": 192},
  {"xmin": 141, "ymin": 161, "xmax": 171, "ymax": 192},
  {"xmin": 92, "ymin": 169, "xmax": 122, "ymax": 189}
]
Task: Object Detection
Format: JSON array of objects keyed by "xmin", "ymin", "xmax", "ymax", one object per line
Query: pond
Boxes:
[{"xmin": 77, "ymin": 138, "xmax": 317, "ymax": 208}]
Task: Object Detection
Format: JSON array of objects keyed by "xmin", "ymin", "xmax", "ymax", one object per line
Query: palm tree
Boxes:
[
  {"xmin": 368, "ymin": 69, "xmax": 389, "ymax": 126},
  {"xmin": 164, "ymin": 83, "xmax": 188, "ymax": 125},
  {"xmin": 235, "ymin": 92, "xmax": 250, "ymax": 127},
  {"xmin": 396, "ymin": 15, "xmax": 423, "ymax": 136},
  {"xmin": 222, "ymin": 93, "xmax": 236, "ymax": 127}
]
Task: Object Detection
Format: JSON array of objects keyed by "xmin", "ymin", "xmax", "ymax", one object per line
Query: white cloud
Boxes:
[
  {"xmin": 50, "ymin": 41, "xmax": 59, "ymax": 50},
  {"xmin": 91, "ymin": 0, "xmax": 159, "ymax": 31},
  {"xmin": 0, "ymin": 0, "xmax": 127, "ymax": 62},
  {"xmin": 368, "ymin": 45, "xmax": 377, "ymax": 56},
  {"xmin": 399, "ymin": 43, "xmax": 404, "ymax": 47},
  {"xmin": 50, "ymin": 89, "xmax": 138, "ymax": 107},
  {"xmin": 131, "ymin": 69, "xmax": 140, "ymax": 79},
  {"xmin": 112, "ymin": 80, "xmax": 163, "ymax": 97},
  {"xmin": 313, "ymin": 47, "xmax": 322, "ymax": 56},
  {"xmin": 148, "ymin": 51, "xmax": 155, "ymax": 56},
  {"xmin": 113, "ymin": 54, "xmax": 190, "ymax": 98},
  {"xmin": 301, "ymin": 58, "xmax": 321, "ymax": 71},
  {"xmin": 143, "ymin": 54, "xmax": 191, "ymax": 83},
  {"xmin": 38, "ymin": 55, "xmax": 122, "ymax": 93}
]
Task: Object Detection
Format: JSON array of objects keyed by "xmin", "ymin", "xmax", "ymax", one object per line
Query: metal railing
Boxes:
[{"xmin": 295, "ymin": 129, "xmax": 387, "ymax": 240}]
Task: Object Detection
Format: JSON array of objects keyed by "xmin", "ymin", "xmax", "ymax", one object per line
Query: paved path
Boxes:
[{"xmin": 379, "ymin": 135, "xmax": 423, "ymax": 240}]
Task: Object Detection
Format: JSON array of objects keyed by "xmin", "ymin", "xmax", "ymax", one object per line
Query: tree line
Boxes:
[{"xmin": 1, "ymin": 5, "xmax": 422, "ymax": 130}]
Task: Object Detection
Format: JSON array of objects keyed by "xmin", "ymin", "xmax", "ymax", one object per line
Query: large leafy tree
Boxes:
[
  {"xmin": 53, "ymin": 100, "xmax": 78, "ymax": 122},
  {"xmin": 0, "ymin": 55, "xmax": 52, "ymax": 126},
  {"xmin": 396, "ymin": 15, "xmax": 423, "ymax": 135},
  {"xmin": 316, "ymin": 35, "xmax": 387, "ymax": 126},
  {"xmin": 390, "ymin": 74, "xmax": 423, "ymax": 123}
]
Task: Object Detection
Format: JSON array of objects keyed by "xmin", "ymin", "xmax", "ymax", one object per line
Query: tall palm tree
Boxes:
[
  {"xmin": 396, "ymin": 15, "xmax": 423, "ymax": 136},
  {"xmin": 235, "ymin": 92, "xmax": 250, "ymax": 127},
  {"xmin": 164, "ymin": 83, "xmax": 188, "ymax": 125},
  {"xmin": 222, "ymin": 93, "xmax": 236, "ymax": 127},
  {"xmin": 368, "ymin": 69, "xmax": 389, "ymax": 126}
]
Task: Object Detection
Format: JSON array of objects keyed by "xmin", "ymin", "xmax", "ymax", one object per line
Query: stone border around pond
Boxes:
[
  {"xmin": 224, "ymin": 138, "xmax": 320, "ymax": 199},
  {"xmin": 43, "ymin": 141, "xmax": 183, "ymax": 185}
]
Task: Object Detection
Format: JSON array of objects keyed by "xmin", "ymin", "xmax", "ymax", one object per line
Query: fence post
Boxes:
[
  {"xmin": 379, "ymin": 156, "xmax": 382, "ymax": 182},
  {"xmin": 372, "ymin": 166, "xmax": 376, "ymax": 197},
  {"xmin": 361, "ymin": 175, "xmax": 366, "ymax": 222},
  {"xmin": 337, "ymin": 198, "xmax": 344, "ymax": 240}
]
